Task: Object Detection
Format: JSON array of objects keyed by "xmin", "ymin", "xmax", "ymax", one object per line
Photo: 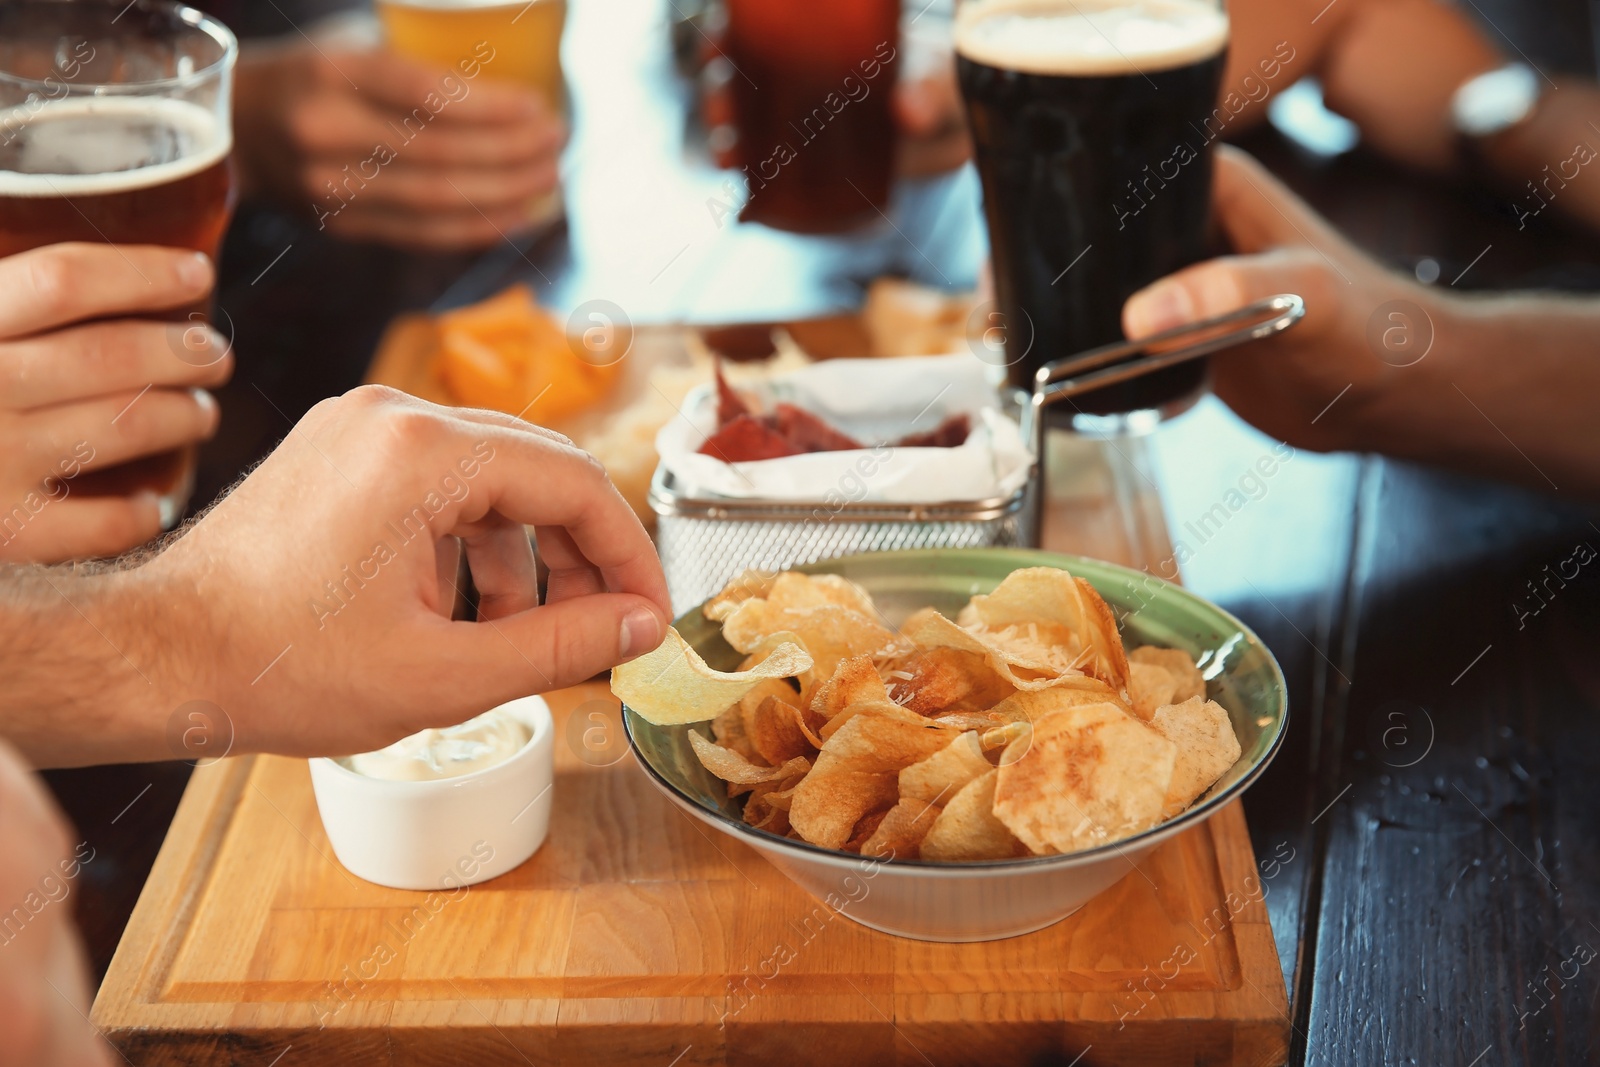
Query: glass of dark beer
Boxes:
[
  {"xmin": 956, "ymin": 0, "xmax": 1229, "ymax": 425},
  {"xmin": 720, "ymin": 0, "xmax": 899, "ymax": 233},
  {"xmin": 0, "ymin": 0, "xmax": 236, "ymax": 522}
]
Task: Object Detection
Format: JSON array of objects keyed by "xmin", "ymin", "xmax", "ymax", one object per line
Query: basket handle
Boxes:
[{"xmin": 1029, "ymin": 293, "xmax": 1306, "ymax": 412}]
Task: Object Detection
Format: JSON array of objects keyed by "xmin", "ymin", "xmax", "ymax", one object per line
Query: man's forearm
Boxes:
[
  {"xmin": 1483, "ymin": 81, "xmax": 1600, "ymax": 235},
  {"xmin": 1354, "ymin": 292, "xmax": 1600, "ymax": 496},
  {"xmin": 0, "ymin": 564, "xmax": 185, "ymax": 767}
]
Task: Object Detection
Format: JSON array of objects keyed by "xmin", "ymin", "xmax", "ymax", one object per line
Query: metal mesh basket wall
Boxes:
[{"xmin": 657, "ymin": 509, "xmax": 1029, "ymax": 616}]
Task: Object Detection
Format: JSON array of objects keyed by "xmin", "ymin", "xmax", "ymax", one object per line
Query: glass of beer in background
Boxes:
[
  {"xmin": 377, "ymin": 0, "xmax": 568, "ymax": 222},
  {"xmin": 956, "ymin": 0, "xmax": 1229, "ymax": 425},
  {"xmin": 0, "ymin": 0, "xmax": 236, "ymax": 522},
  {"xmin": 720, "ymin": 0, "xmax": 899, "ymax": 233}
]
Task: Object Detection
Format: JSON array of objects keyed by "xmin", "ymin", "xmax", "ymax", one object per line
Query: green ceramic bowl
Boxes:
[{"xmin": 622, "ymin": 548, "xmax": 1288, "ymax": 941}]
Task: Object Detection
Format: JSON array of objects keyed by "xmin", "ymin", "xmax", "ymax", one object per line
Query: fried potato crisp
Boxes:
[
  {"xmin": 704, "ymin": 570, "xmax": 877, "ymax": 622},
  {"xmin": 1129, "ymin": 646, "xmax": 1206, "ymax": 703},
  {"xmin": 964, "ymin": 568, "xmax": 1130, "ymax": 695},
  {"xmin": 993, "ymin": 703, "xmax": 1176, "ymax": 855},
  {"xmin": 620, "ymin": 566, "xmax": 1246, "ymax": 864},
  {"xmin": 747, "ymin": 693, "xmax": 823, "ymax": 763},
  {"xmin": 884, "ymin": 646, "xmax": 1014, "ymax": 717},
  {"xmin": 789, "ymin": 714, "xmax": 955, "ymax": 850},
  {"xmin": 809, "ymin": 654, "xmax": 892, "ymax": 720},
  {"xmin": 920, "ymin": 770, "xmax": 1027, "ymax": 862},
  {"xmin": 1149, "ymin": 696, "xmax": 1242, "ymax": 817},
  {"xmin": 614, "ymin": 628, "xmax": 812, "ymax": 726},
  {"xmin": 721, "ymin": 602, "xmax": 896, "ymax": 696},
  {"xmin": 861, "ymin": 797, "xmax": 942, "ymax": 860},
  {"xmin": 901, "ymin": 608, "xmax": 1094, "ymax": 693},
  {"xmin": 899, "ymin": 730, "xmax": 993, "ymax": 805},
  {"xmin": 983, "ymin": 683, "xmax": 1132, "ymax": 729},
  {"xmin": 819, "ymin": 698, "xmax": 931, "ymax": 742},
  {"xmin": 1129, "ymin": 661, "xmax": 1179, "ymax": 721},
  {"xmin": 689, "ymin": 730, "xmax": 809, "ymax": 784}
]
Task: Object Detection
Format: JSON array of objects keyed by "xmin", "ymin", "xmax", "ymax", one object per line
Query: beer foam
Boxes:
[
  {"xmin": 956, "ymin": 0, "xmax": 1228, "ymax": 77},
  {"xmin": 0, "ymin": 96, "xmax": 230, "ymax": 198}
]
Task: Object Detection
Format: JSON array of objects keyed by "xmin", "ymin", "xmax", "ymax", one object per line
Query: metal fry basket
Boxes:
[
  {"xmin": 651, "ymin": 295, "xmax": 1304, "ymax": 615},
  {"xmin": 652, "ymin": 469, "xmax": 1034, "ymax": 615}
]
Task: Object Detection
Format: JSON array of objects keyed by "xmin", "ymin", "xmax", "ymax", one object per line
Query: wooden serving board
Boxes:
[{"xmin": 94, "ymin": 317, "xmax": 1289, "ymax": 1065}]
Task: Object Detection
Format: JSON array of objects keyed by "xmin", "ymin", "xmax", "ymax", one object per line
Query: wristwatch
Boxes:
[{"xmin": 1450, "ymin": 63, "xmax": 1543, "ymax": 140}]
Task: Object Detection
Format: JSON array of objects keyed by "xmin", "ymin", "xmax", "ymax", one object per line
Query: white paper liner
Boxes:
[{"xmin": 655, "ymin": 354, "xmax": 1033, "ymax": 502}]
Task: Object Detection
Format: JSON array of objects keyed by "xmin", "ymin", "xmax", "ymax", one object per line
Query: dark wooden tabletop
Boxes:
[{"xmin": 42, "ymin": 0, "xmax": 1600, "ymax": 1064}]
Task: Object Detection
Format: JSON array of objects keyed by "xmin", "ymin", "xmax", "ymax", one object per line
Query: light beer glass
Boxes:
[{"xmin": 0, "ymin": 0, "xmax": 237, "ymax": 520}]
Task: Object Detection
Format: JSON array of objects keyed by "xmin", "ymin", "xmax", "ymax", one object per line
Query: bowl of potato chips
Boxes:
[{"xmin": 613, "ymin": 549, "xmax": 1287, "ymax": 942}]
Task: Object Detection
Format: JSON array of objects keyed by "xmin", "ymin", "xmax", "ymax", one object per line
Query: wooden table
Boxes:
[{"xmin": 45, "ymin": 0, "xmax": 1600, "ymax": 1064}]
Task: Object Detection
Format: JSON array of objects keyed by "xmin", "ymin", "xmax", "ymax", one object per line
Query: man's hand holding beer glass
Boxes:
[
  {"xmin": 0, "ymin": 244, "xmax": 229, "ymax": 563},
  {"xmin": 1123, "ymin": 146, "xmax": 1600, "ymax": 495},
  {"xmin": 234, "ymin": 31, "xmax": 567, "ymax": 249}
]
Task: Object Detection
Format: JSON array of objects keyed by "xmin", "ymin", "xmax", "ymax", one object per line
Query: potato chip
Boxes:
[
  {"xmin": 763, "ymin": 781, "xmax": 802, "ymax": 812},
  {"xmin": 711, "ymin": 701, "xmax": 758, "ymax": 762},
  {"xmin": 979, "ymin": 721, "xmax": 1030, "ymax": 756},
  {"xmin": 743, "ymin": 777, "xmax": 801, "ymax": 836},
  {"xmin": 1149, "ymin": 696, "xmax": 1241, "ymax": 817},
  {"xmin": 843, "ymin": 809, "xmax": 891, "ymax": 854},
  {"xmin": 861, "ymin": 797, "xmax": 942, "ymax": 860},
  {"xmin": 747, "ymin": 694, "xmax": 820, "ymax": 764},
  {"xmin": 703, "ymin": 569, "xmax": 778, "ymax": 621},
  {"xmin": 818, "ymin": 698, "xmax": 933, "ymax": 742},
  {"xmin": 1129, "ymin": 646, "xmax": 1206, "ymax": 703},
  {"xmin": 767, "ymin": 572, "xmax": 880, "ymax": 617},
  {"xmin": 1128, "ymin": 661, "xmax": 1179, "ymax": 721},
  {"xmin": 931, "ymin": 711, "xmax": 1007, "ymax": 731},
  {"xmin": 789, "ymin": 714, "xmax": 955, "ymax": 850},
  {"xmin": 883, "ymin": 646, "xmax": 1014, "ymax": 717},
  {"xmin": 613, "ymin": 628, "xmax": 813, "ymax": 726},
  {"xmin": 899, "ymin": 730, "xmax": 993, "ymax": 805},
  {"xmin": 689, "ymin": 729, "xmax": 810, "ymax": 785},
  {"xmin": 963, "ymin": 568, "xmax": 1131, "ymax": 694},
  {"xmin": 722, "ymin": 602, "xmax": 896, "ymax": 697},
  {"xmin": 992, "ymin": 703, "xmax": 1176, "ymax": 854},
  {"xmin": 650, "ymin": 567, "xmax": 1243, "ymax": 865},
  {"xmin": 809, "ymin": 654, "xmax": 892, "ymax": 720},
  {"xmin": 735, "ymin": 675, "xmax": 800, "ymax": 728},
  {"xmin": 920, "ymin": 770, "xmax": 1027, "ymax": 862},
  {"xmin": 901, "ymin": 607, "xmax": 1102, "ymax": 693},
  {"xmin": 984, "ymin": 683, "xmax": 1131, "ymax": 728}
]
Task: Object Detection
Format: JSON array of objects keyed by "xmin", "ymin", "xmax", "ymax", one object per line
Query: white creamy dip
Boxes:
[{"xmin": 340, "ymin": 709, "xmax": 531, "ymax": 782}]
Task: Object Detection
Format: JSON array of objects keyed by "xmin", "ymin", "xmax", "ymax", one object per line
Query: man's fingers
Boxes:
[
  {"xmin": 306, "ymin": 157, "xmax": 559, "ymax": 214},
  {"xmin": 291, "ymin": 84, "xmax": 563, "ymax": 165},
  {"xmin": 0, "ymin": 320, "xmax": 232, "ymax": 410},
  {"xmin": 459, "ymin": 516, "xmax": 539, "ymax": 621},
  {"xmin": 0, "ymin": 244, "xmax": 212, "ymax": 338},
  {"xmin": 435, "ymin": 412, "xmax": 672, "ymax": 619},
  {"xmin": 367, "ymin": 114, "xmax": 564, "ymax": 168},
  {"xmin": 17, "ymin": 388, "xmax": 218, "ymax": 474},
  {"xmin": 447, "ymin": 591, "xmax": 668, "ymax": 698},
  {"xmin": 332, "ymin": 48, "xmax": 550, "ymax": 126},
  {"xmin": 0, "ymin": 495, "xmax": 163, "ymax": 563},
  {"xmin": 1213, "ymin": 145, "xmax": 1361, "ymax": 259},
  {"xmin": 533, "ymin": 524, "xmax": 607, "ymax": 603},
  {"xmin": 1123, "ymin": 248, "xmax": 1345, "ymax": 341}
]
